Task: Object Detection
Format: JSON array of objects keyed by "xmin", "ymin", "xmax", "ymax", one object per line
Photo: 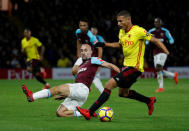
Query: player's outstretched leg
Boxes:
[
  {"xmin": 22, "ymin": 84, "xmax": 34, "ymax": 102},
  {"xmin": 147, "ymin": 97, "xmax": 157, "ymax": 115},
  {"xmin": 162, "ymin": 70, "xmax": 178, "ymax": 85},
  {"xmin": 22, "ymin": 84, "xmax": 52, "ymax": 102}
]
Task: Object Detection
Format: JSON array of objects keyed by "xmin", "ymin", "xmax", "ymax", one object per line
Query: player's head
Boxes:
[
  {"xmin": 154, "ymin": 18, "xmax": 163, "ymax": 28},
  {"xmin": 91, "ymin": 27, "xmax": 98, "ymax": 36},
  {"xmin": 80, "ymin": 44, "xmax": 92, "ymax": 60},
  {"xmin": 24, "ymin": 28, "xmax": 31, "ymax": 39},
  {"xmin": 79, "ymin": 18, "xmax": 89, "ymax": 33},
  {"xmin": 117, "ymin": 10, "xmax": 132, "ymax": 30}
]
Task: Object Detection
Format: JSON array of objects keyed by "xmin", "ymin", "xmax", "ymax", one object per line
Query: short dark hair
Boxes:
[
  {"xmin": 79, "ymin": 17, "xmax": 88, "ymax": 24},
  {"xmin": 117, "ymin": 10, "xmax": 131, "ymax": 18}
]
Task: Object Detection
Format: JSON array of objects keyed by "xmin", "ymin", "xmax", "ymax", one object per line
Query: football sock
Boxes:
[
  {"xmin": 157, "ymin": 71, "xmax": 163, "ymax": 88},
  {"xmin": 89, "ymin": 88, "xmax": 111, "ymax": 116},
  {"xmin": 35, "ymin": 75, "xmax": 47, "ymax": 85},
  {"xmin": 163, "ymin": 70, "xmax": 174, "ymax": 78},
  {"xmin": 93, "ymin": 77, "xmax": 104, "ymax": 94},
  {"xmin": 33, "ymin": 89, "xmax": 51, "ymax": 100},
  {"xmin": 74, "ymin": 111, "xmax": 82, "ymax": 117},
  {"xmin": 127, "ymin": 90, "xmax": 151, "ymax": 104}
]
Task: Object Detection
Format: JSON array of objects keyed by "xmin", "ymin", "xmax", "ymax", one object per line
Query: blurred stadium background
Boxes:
[{"xmin": 0, "ymin": 0, "xmax": 189, "ymax": 69}]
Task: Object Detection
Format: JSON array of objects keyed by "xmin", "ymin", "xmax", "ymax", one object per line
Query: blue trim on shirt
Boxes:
[
  {"xmin": 75, "ymin": 29, "xmax": 81, "ymax": 37},
  {"xmin": 96, "ymin": 35, "xmax": 105, "ymax": 42},
  {"xmin": 162, "ymin": 27, "xmax": 174, "ymax": 44},
  {"xmin": 87, "ymin": 30, "xmax": 98, "ymax": 45},
  {"xmin": 91, "ymin": 57, "xmax": 105, "ymax": 65}
]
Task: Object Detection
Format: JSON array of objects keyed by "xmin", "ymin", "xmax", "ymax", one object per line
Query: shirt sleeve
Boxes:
[
  {"xmin": 91, "ymin": 57, "xmax": 105, "ymax": 65},
  {"xmin": 165, "ymin": 29, "xmax": 174, "ymax": 44},
  {"xmin": 138, "ymin": 27, "xmax": 152, "ymax": 41},
  {"xmin": 35, "ymin": 38, "xmax": 42, "ymax": 47},
  {"xmin": 97, "ymin": 35, "xmax": 105, "ymax": 42},
  {"xmin": 87, "ymin": 31, "xmax": 98, "ymax": 45},
  {"xmin": 145, "ymin": 29, "xmax": 154, "ymax": 45},
  {"xmin": 75, "ymin": 29, "xmax": 80, "ymax": 38}
]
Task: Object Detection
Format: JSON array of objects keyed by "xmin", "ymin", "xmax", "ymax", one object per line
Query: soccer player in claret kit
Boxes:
[
  {"xmin": 146, "ymin": 18, "xmax": 178, "ymax": 93},
  {"xmin": 72, "ymin": 19, "xmax": 104, "ymax": 93},
  {"xmin": 21, "ymin": 29, "xmax": 50, "ymax": 89},
  {"xmin": 77, "ymin": 10, "xmax": 170, "ymax": 120},
  {"xmin": 21, "ymin": 44, "xmax": 120, "ymax": 117}
]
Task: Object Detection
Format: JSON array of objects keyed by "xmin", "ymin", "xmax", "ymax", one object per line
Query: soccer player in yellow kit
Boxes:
[
  {"xmin": 77, "ymin": 10, "xmax": 169, "ymax": 120},
  {"xmin": 21, "ymin": 29, "xmax": 50, "ymax": 89}
]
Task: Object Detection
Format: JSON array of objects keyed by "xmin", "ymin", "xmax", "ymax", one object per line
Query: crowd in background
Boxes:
[{"xmin": 0, "ymin": 0, "xmax": 189, "ymax": 69}]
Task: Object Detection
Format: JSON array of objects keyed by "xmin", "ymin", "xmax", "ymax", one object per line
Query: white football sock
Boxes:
[
  {"xmin": 93, "ymin": 77, "xmax": 104, "ymax": 94},
  {"xmin": 157, "ymin": 71, "xmax": 163, "ymax": 88},
  {"xmin": 74, "ymin": 111, "xmax": 82, "ymax": 117},
  {"xmin": 33, "ymin": 89, "xmax": 51, "ymax": 100},
  {"xmin": 163, "ymin": 70, "xmax": 174, "ymax": 78}
]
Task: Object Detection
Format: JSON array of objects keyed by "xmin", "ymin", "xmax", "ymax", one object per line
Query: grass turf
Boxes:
[{"xmin": 0, "ymin": 78, "xmax": 189, "ymax": 131}]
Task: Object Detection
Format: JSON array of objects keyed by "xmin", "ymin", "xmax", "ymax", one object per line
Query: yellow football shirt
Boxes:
[
  {"xmin": 119, "ymin": 25, "xmax": 152, "ymax": 72},
  {"xmin": 21, "ymin": 36, "xmax": 42, "ymax": 61}
]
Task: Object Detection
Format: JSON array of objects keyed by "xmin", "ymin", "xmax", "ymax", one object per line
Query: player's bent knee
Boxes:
[
  {"xmin": 156, "ymin": 64, "xmax": 163, "ymax": 71},
  {"xmin": 56, "ymin": 110, "xmax": 66, "ymax": 117}
]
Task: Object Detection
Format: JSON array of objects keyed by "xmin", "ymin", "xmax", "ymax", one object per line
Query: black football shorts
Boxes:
[{"xmin": 113, "ymin": 66, "xmax": 142, "ymax": 88}]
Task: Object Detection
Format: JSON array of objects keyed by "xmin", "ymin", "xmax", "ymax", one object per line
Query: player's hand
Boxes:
[
  {"xmin": 54, "ymin": 95, "xmax": 65, "ymax": 100},
  {"xmin": 40, "ymin": 56, "xmax": 43, "ymax": 61},
  {"xmin": 94, "ymin": 42, "xmax": 105, "ymax": 48}
]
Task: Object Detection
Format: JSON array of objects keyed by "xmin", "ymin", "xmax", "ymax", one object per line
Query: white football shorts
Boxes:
[
  {"xmin": 154, "ymin": 53, "xmax": 167, "ymax": 67},
  {"xmin": 74, "ymin": 57, "xmax": 83, "ymax": 66},
  {"xmin": 60, "ymin": 83, "xmax": 89, "ymax": 111}
]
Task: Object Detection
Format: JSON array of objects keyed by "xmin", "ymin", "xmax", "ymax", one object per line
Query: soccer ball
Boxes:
[{"xmin": 98, "ymin": 107, "xmax": 114, "ymax": 122}]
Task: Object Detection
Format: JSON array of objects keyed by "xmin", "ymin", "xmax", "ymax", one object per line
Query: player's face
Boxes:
[
  {"xmin": 24, "ymin": 29, "xmax": 31, "ymax": 39},
  {"xmin": 80, "ymin": 44, "xmax": 92, "ymax": 60},
  {"xmin": 154, "ymin": 18, "xmax": 161, "ymax": 28},
  {"xmin": 117, "ymin": 16, "xmax": 130, "ymax": 30},
  {"xmin": 91, "ymin": 28, "xmax": 98, "ymax": 35},
  {"xmin": 79, "ymin": 21, "xmax": 88, "ymax": 33}
]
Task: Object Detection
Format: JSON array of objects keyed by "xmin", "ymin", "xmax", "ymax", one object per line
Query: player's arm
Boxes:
[
  {"xmin": 101, "ymin": 61, "xmax": 120, "ymax": 73},
  {"xmin": 21, "ymin": 48, "xmax": 25, "ymax": 53},
  {"xmin": 95, "ymin": 42, "xmax": 121, "ymax": 48},
  {"xmin": 21, "ymin": 41, "xmax": 25, "ymax": 53},
  {"xmin": 105, "ymin": 42, "xmax": 121, "ymax": 48},
  {"xmin": 91, "ymin": 57, "xmax": 120, "ymax": 73},
  {"xmin": 77, "ymin": 40, "xmax": 81, "ymax": 58},
  {"xmin": 165, "ymin": 29, "xmax": 174, "ymax": 44},
  {"xmin": 39, "ymin": 45, "xmax": 45, "ymax": 61},
  {"xmin": 150, "ymin": 36, "xmax": 169, "ymax": 55},
  {"xmin": 97, "ymin": 47, "xmax": 103, "ymax": 58}
]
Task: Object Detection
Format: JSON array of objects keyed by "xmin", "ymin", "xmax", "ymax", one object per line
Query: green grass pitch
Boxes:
[{"xmin": 0, "ymin": 78, "xmax": 189, "ymax": 131}]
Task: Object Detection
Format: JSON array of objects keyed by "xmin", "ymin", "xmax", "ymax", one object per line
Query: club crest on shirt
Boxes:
[
  {"xmin": 160, "ymin": 33, "xmax": 164, "ymax": 37},
  {"xmin": 128, "ymin": 34, "xmax": 131, "ymax": 38}
]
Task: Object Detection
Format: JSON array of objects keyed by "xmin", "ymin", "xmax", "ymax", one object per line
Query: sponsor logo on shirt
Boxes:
[
  {"xmin": 78, "ymin": 67, "xmax": 87, "ymax": 74},
  {"xmin": 122, "ymin": 40, "xmax": 134, "ymax": 46}
]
